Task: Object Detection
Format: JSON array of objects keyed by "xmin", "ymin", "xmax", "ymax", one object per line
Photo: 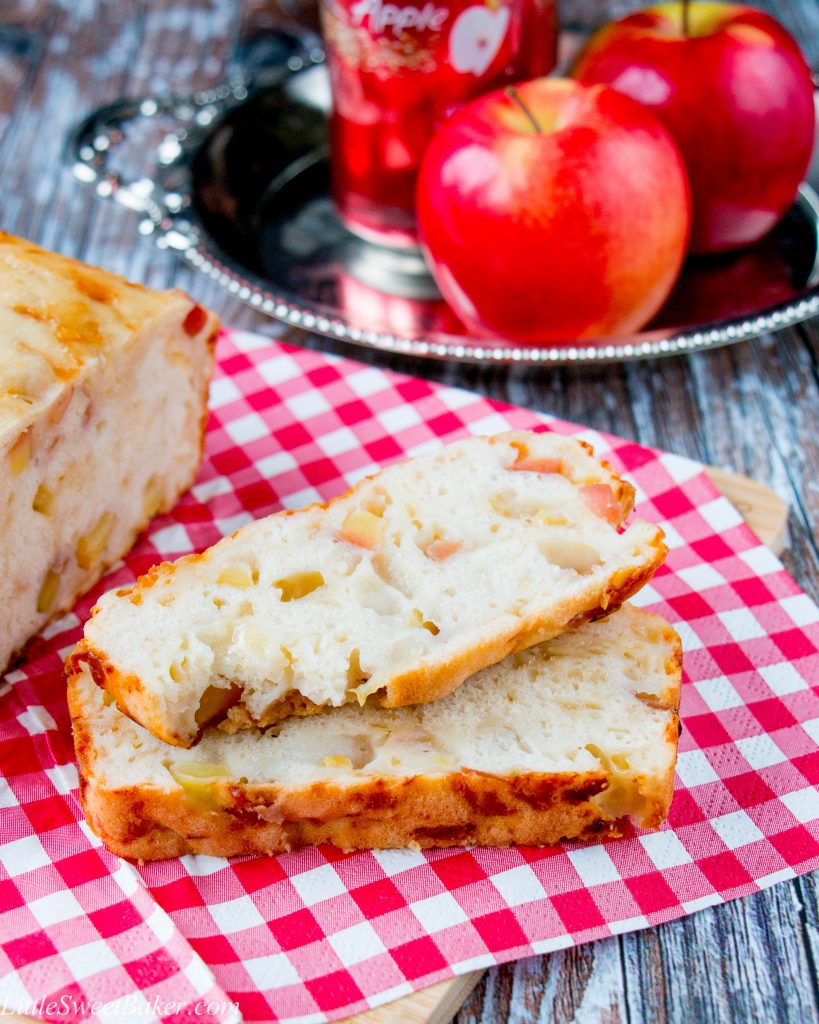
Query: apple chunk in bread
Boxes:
[{"xmin": 70, "ymin": 430, "xmax": 666, "ymax": 748}]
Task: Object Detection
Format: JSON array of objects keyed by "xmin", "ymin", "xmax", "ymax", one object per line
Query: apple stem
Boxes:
[
  {"xmin": 682, "ymin": 0, "xmax": 690, "ymax": 36},
  {"xmin": 506, "ymin": 86, "xmax": 542, "ymax": 134}
]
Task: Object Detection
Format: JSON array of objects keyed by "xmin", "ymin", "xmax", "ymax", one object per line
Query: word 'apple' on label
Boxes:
[{"xmin": 351, "ymin": 0, "xmax": 450, "ymax": 35}]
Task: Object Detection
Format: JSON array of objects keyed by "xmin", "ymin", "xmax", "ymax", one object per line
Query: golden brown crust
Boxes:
[
  {"xmin": 0, "ymin": 233, "xmax": 213, "ymax": 434},
  {"xmin": 66, "ymin": 640, "xmax": 179, "ymax": 742},
  {"xmin": 74, "ymin": 757, "xmax": 674, "ymax": 862}
]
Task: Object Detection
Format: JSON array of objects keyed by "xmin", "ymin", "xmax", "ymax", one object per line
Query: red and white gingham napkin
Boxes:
[{"xmin": 2, "ymin": 328, "xmax": 818, "ymax": 1024}]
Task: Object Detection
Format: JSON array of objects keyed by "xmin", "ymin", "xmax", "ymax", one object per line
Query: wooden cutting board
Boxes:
[
  {"xmin": 338, "ymin": 466, "xmax": 788, "ymax": 1024},
  {"xmin": 6, "ymin": 468, "xmax": 787, "ymax": 1024}
]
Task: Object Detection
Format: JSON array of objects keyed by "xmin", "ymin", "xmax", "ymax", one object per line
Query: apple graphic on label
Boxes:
[{"xmin": 449, "ymin": 5, "xmax": 510, "ymax": 75}]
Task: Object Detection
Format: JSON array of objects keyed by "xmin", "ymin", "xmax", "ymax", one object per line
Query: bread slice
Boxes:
[
  {"xmin": 68, "ymin": 605, "xmax": 681, "ymax": 860},
  {"xmin": 0, "ymin": 233, "xmax": 218, "ymax": 673},
  {"xmin": 70, "ymin": 430, "xmax": 666, "ymax": 747}
]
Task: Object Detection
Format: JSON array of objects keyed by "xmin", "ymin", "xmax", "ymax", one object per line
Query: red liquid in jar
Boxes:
[{"xmin": 321, "ymin": 0, "xmax": 558, "ymax": 247}]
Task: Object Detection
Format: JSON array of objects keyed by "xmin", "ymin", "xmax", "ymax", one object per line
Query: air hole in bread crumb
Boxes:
[
  {"xmin": 363, "ymin": 488, "xmax": 391, "ymax": 516},
  {"xmin": 409, "ymin": 609, "xmax": 440, "ymax": 635},
  {"xmin": 277, "ymin": 647, "xmax": 296, "ymax": 689},
  {"xmin": 323, "ymin": 734, "xmax": 376, "ymax": 770},
  {"xmin": 195, "ymin": 682, "xmax": 242, "ymax": 727},
  {"xmin": 493, "ymin": 724, "xmax": 533, "ymax": 754},
  {"xmin": 347, "ymin": 648, "xmax": 370, "ymax": 688},
  {"xmin": 635, "ymin": 691, "xmax": 671, "ymax": 710},
  {"xmin": 489, "ymin": 492, "xmax": 514, "ymax": 517}
]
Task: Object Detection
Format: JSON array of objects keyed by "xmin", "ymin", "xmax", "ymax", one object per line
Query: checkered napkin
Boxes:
[{"xmin": 2, "ymin": 328, "xmax": 818, "ymax": 1024}]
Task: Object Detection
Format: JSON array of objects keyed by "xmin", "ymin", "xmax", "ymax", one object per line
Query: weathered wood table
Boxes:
[{"xmin": 1, "ymin": 1, "xmax": 817, "ymax": 1021}]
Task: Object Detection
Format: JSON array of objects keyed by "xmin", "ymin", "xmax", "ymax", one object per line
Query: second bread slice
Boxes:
[
  {"xmin": 70, "ymin": 430, "xmax": 666, "ymax": 747},
  {"xmin": 68, "ymin": 604, "xmax": 681, "ymax": 860}
]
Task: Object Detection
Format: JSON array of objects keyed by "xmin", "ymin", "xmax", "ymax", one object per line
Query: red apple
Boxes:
[
  {"xmin": 416, "ymin": 78, "xmax": 691, "ymax": 343},
  {"xmin": 572, "ymin": 2, "xmax": 815, "ymax": 254}
]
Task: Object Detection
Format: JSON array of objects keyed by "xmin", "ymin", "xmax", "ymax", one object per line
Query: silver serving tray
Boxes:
[{"xmin": 69, "ymin": 33, "xmax": 819, "ymax": 365}]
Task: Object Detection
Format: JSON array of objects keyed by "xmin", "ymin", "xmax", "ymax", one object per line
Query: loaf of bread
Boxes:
[
  {"xmin": 0, "ymin": 233, "xmax": 218, "ymax": 673},
  {"xmin": 68, "ymin": 604, "xmax": 681, "ymax": 860},
  {"xmin": 71, "ymin": 430, "xmax": 666, "ymax": 747}
]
